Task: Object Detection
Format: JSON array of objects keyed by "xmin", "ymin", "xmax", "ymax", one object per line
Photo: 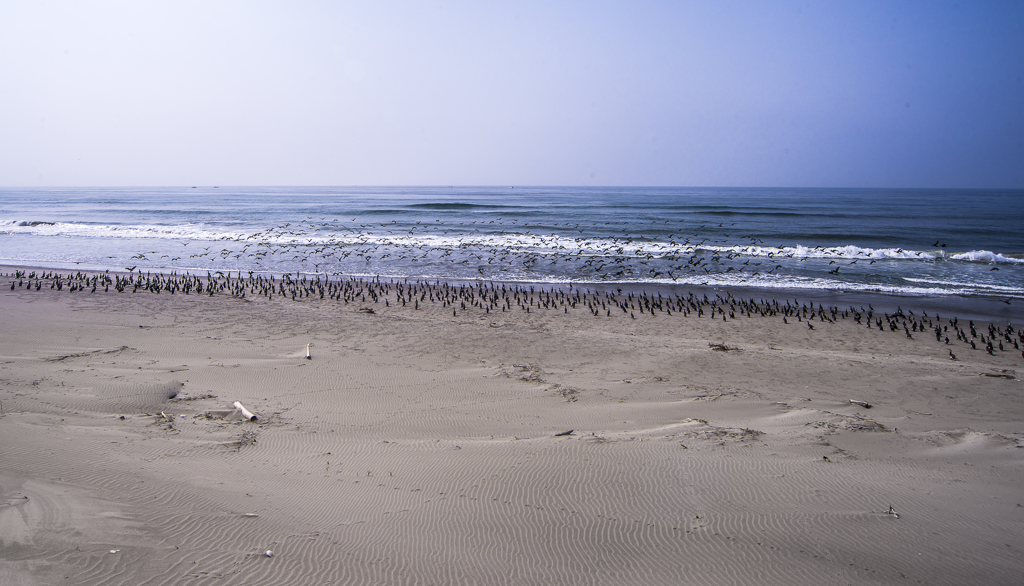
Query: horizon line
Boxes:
[{"xmin": 2, "ymin": 184, "xmax": 1023, "ymax": 191}]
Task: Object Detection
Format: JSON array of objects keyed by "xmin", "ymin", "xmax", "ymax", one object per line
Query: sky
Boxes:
[{"xmin": 1, "ymin": 0, "xmax": 1022, "ymax": 188}]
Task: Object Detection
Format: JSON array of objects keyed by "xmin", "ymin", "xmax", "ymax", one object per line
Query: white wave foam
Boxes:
[
  {"xmin": 3, "ymin": 219, "xmax": 1022, "ymax": 265},
  {"xmin": 614, "ymin": 274, "xmax": 1024, "ymax": 297},
  {"xmin": 901, "ymin": 277, "xmax": 1022, "ymax": 294},
  {"xmin": 948, "ymin": 250, "xmax": 1023, "ymax": 264},
  {"xmin": 0, "ymin": 220, "xmax": 249, "ymax": 242}
]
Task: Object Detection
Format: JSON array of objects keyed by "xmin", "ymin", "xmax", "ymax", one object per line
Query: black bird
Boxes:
[{"xmin": 949, "ymin": 350, "xmax": 956, "ymax": 360}]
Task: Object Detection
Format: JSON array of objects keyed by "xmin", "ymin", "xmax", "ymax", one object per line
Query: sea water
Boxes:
[{"xmin": 1, "ymin": 186, "xmax": 1021, "ymax": 302}]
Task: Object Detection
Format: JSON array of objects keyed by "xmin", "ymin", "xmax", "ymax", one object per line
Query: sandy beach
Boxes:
[{"xmin": 1, "ymin": 268, "xmax": 1022, "ymax": 585}]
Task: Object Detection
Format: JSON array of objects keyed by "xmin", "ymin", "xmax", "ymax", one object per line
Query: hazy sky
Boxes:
[{"xmin": 1, "ymin": 1, "xmax": 1022, "ymax": 187}]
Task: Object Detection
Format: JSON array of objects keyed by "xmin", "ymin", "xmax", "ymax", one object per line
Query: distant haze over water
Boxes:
[{"xmin": 1, "ymin": 186, "xmax": 1021, "ymax": 303}]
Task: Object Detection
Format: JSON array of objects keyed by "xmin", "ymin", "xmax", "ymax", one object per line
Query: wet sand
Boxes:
[{"xmin": 1, "ymin": 268, "xmax": 1022, "ymax": 585}]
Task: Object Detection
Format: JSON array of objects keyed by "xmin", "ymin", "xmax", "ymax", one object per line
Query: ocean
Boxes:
[{"xmin": 2, "ymin": 186, "xmax": 1022, "ymax": 308}]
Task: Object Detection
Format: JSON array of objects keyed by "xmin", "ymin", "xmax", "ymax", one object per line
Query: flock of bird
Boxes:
[{"xmin": 5, "ymin": 267, "xmax": 1022, "ymax": 364}]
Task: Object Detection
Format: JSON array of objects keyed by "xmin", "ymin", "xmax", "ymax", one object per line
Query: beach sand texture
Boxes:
[{"xmin": 1, "ymin": 272, "xmax": 1023, "ymax": 585}]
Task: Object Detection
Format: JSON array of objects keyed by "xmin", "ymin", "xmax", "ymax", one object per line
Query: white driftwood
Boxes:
[
  {"xmin": 233, "ymin": 401, "xmax": 258, "ymax": 421},
  {"xmin": 306, "ymin": 343, "xmax": 312, "ymax": 360}
]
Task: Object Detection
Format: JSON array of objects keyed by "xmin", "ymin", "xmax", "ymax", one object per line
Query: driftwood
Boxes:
[
  {"xmin": 233, "ymin": 401, "xmax": 258, "ymax": 421},
  {"xmin": 850, "ymin": 400, "xmax": 873, "ymax": 408},
  {"xmin": 553, "ymin": 430, "xmax": 574, "ymax": 437}
]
